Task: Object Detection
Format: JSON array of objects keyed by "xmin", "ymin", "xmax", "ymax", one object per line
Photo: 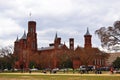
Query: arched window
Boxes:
[{"xmin": 30, "ymin": 28, "xmax": 33, "ymax": 33}]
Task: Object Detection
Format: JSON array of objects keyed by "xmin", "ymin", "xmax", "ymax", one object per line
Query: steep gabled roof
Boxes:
[
  {"xmin": 75, "ymin": 46, "xmax": 84, "ymax": 51},
  {"xmin": 60, "ymin": 43, "xmax": 69, "ymax": 50}
]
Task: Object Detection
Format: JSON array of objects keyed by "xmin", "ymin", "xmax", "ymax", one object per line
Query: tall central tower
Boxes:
[{"xmin": 27, "ymin": 21, "xmax": 37, "ymax": 51}]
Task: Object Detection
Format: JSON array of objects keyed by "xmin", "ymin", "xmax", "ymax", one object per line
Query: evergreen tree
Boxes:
[{"xmin": 113, "ymin": 57, "xmax": 120, "ymax": 68}]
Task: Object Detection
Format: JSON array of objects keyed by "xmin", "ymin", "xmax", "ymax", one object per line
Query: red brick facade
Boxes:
[{"xmin": 14, "ymin": 21, "xmax": 108, "ymax": 69}]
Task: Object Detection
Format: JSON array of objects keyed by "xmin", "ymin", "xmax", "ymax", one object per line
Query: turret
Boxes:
[
  {"xmin": 19, "ymin": 31, "xmax": 27, "ymax": 49},
  {"xmin": 69, "ymin": 38, "xmax": 74, "ymax": 50},
  {"xmin": 15, "ymin": 36, "xmax": 19, "ymax": 42},
  {"xmin": 14, "ymin": 36, "xmax": 19, "ymax": 54},
  {"xmin": 27, "ymin": 21, "xmax": 37, "ymax": 51},
  {"xmin": 54, "ymin": 32, "xmax": 58, "ymax": 44},
  {"xmin": 54, "ymin": 32, "xmax": 61, "ymax": 47},
  {"xmin": 21, "ymin": 31, "xmax": 27, "ymax": 40},
  {"xmin": 84, "ymin": 28, "xmax": 92, "ymax": 48}
]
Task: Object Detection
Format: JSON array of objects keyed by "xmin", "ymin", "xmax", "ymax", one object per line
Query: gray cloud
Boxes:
[{"xmin": 0, "ymin": 0, "xmax": 120, "ymax": 50}]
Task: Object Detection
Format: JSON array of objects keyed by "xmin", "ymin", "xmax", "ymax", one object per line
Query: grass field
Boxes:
[{"xmin": 0, "ymin": 73, "xmax": 120, "ymax": 80}]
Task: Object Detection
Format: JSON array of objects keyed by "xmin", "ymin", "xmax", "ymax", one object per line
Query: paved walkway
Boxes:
[{"xmin": 2, "ymin": 72, "xmax": 120, "ymax": 76}]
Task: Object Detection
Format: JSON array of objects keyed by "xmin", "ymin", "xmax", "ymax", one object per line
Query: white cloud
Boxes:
[
  {"xmin": 0, "ymin": 14, "xmax": 24, "ymax": 47},
  {"xmin": 33, "ymin": 0, "xmax": 74, "ymax": 16},
  {"xmin": 1, "ymin": 0, "xmax": 120, "ymax": 51},
  {"xmin": 0, "ymin": 15, "xmax": 23, "ymax": 37},
  {"xmin": 0, "ymin": 0, "xmax": 74, "ymax": 18},
  {"xmin": 0, "ymin": 39, "xmax": 13, "ymax": 47}
]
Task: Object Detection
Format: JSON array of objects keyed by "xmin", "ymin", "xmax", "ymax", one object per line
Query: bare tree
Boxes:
[
  {"xmin": 0, "ymin": 45, "xmax": 15, "ymax": 70},
  {"xmin": 0, "ymin": 45, "xmax": 14, "ymax": 57},
  {"xmin": 95, "ymin": 21, "xmax": 120, "ymax": 51}
]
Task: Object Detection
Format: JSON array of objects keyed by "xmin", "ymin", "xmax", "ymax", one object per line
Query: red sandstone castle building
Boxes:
[{"xmin": 14, "ymin": 20, "xmax": 108, "ymax": 70}]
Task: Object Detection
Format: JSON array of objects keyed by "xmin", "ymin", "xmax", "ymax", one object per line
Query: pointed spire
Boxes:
[
  {"xmin": 85, "ymin": 27, "xmax": 91, "ymax": 35},
  {"xmin": 55, "ymin": 32, "xmax": 58, "ymax": 40},
  {"xmin": 15, "ymin": 35, "xmax": 19, "ymax": 42},
  {"xmin": 21, "ymin": 30, "xmax": 27, "ymax": 39},
  {"xmin": 16, "ymin": 35, "xmax": 18, "ymax": 40}
]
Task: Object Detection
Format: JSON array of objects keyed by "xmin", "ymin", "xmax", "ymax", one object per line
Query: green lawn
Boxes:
[{"xmin": 0, "ymin": 73, "xmax": 120, "ymax": 80}]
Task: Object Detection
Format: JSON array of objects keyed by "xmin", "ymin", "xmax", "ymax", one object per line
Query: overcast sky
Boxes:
[{"xmin": 0, "ymin": 0, "xmax": 120, "ymax": 51}]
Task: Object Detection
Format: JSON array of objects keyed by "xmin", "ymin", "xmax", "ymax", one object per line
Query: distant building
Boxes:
[{"xmin": 14, "ymin": 20, "xmax": 108, "ymax": 70}]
